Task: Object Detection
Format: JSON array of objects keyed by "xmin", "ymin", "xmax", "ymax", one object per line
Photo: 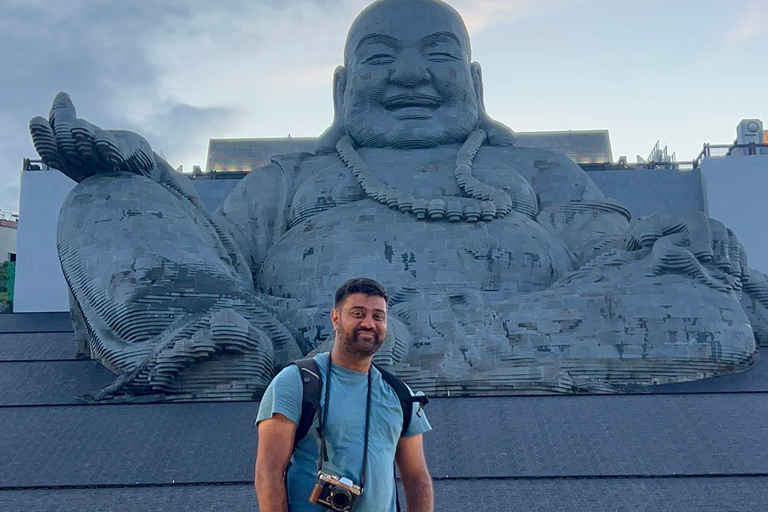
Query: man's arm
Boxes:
[
  {"xmin": 395, "ymin": 434, "xmax": 433, "ymax": 512},
  {"xmin": 255, "ymin": 413, "xmax": 298, "ymax": 512}
]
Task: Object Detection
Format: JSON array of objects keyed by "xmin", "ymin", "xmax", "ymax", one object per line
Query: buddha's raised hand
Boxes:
[{"xmin": 30, "ymin": 92, "xmax": 160, "ymax": 183}]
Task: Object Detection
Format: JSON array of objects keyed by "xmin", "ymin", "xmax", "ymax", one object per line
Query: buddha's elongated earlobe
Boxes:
[
  {"xmin": 471, "ymin": 62, "xmax": 516, "ymax": 147},
  {"xmin": 315, "ymin": 66, "xmax": 349, "ymax": 154}
]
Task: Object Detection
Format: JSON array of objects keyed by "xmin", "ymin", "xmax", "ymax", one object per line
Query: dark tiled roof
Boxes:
[
  {"xmin": 0, "ymin": 360, "xmax": 114, "ymax": 406},
  {"xmin": 1, "ymin": 312, "xmax": 766, "ymax": 511},
  {"xmin": 0, "ymin": 331, "xmax": 75, "ymax": 361},
  {"xmin": 0, "ymin": 312, "xmax": 72, "ymax": 333}
]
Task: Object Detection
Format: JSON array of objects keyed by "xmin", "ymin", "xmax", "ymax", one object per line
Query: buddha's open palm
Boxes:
[{"xmin": 30, "ymin": 92, "xmax": 159, "ymax": 183}]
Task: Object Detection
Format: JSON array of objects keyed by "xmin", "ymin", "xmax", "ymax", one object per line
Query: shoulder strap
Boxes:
[
  {"xmin": 290, "ymin": 358, "xmax": 322, "ymax": 448},
  {"xmin": 374, "ymin": 364, "xmax": 429, "ymax": 438}
]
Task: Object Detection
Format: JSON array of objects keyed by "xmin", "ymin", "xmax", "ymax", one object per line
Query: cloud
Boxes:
[
  {"xmin": 450, "ymin": 0, "xmax": 587, "ymax": 33},
  {"xmin": 724, "ymin": 0, "xmax": 768, "ymax": 46},
  {"xmin": 0, "ymin": 0, "xmax": 363, "ymax": 211}
]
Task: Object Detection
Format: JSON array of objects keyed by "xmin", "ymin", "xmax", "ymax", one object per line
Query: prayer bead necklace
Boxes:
[{"xmin": 336, "ymin": 129, "xmax": 515, "ymax": 223}]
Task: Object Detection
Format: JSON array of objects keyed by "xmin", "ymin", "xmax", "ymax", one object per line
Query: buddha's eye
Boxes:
[
  {"xmin": 428, "ymin": 52, "xmax": 460, "ymax": 62},
  {"xmin": 361, "ymin": 53, "xmax": 396, "ymax": 65}
]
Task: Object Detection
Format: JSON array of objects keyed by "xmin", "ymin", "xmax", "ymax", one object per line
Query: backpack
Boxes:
[{"xmin": 290, "ymin": 357, "xmax": 429, "ymax": 447}]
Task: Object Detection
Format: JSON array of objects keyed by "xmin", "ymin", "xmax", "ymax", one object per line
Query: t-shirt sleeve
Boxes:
[
  {"xmin": 256, "ymin": 365, "xmax": 303, "ymax": 427},
  {"xmin": 403, "ymin": 386, "xmax": 432, "ymax": 437}
]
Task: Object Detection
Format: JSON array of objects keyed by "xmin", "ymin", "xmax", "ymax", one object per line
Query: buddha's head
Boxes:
[{"xmin": 315, "ymin": 0, "xmax": 515, "ymax": 152}]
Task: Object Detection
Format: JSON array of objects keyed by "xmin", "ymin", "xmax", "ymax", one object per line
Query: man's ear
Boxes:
[
  {"xmin": 330, "ymin": 307, "xmax": 340, "ymax": 332},
  {"xmin": 471, "ymin": 61, "xmax": 516, "ymax": 147},
  {"xmin": 314, "ymin": 66, "xmax": 348, "ymax": 154}
]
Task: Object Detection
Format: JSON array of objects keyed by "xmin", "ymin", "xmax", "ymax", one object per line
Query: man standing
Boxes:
[{"xmin": 255, "ymin": 278, "xmax": 433, "ymax": 511}]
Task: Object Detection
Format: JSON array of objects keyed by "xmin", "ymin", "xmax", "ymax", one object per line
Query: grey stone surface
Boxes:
[
  {"xmin": 27, "ymin": 0, "xmax": 764, "ymax": 399},
  {"xmin": 3, "ymin": 394, "xmax": 768, "ymax": 488},
  {"xmin": 3, "ymin": 478, "xmax": 768, "ymax": 512},
  {"xmin": 0, "ymin": 332, "xmax": 76, "ymax": 361},
  {"xmin": 0, "ymin": 361, "xmax": 115, "ymax": 406},
  {"xmin": 190, "ymin": 178, "xmax": 242, "ymax": 212},
  {"xmin": 0, "ymin": 313, "xmax": 72, "ymax": 333}
]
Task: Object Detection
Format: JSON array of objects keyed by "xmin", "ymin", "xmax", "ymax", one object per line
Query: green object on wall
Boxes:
[{"xmin": 7, "ymin": 261, "xmax": 14, "ymax": 304}]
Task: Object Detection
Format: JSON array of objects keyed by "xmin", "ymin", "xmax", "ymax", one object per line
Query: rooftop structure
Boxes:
[{"xmin": 206, "ymin": 130, "xmax": 613, "ymax": 173}]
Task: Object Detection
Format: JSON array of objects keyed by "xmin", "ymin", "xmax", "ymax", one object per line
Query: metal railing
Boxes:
[
  {"xmin": 21, "ymin": 158, "xmax": 50, "ymax": 171},
  {"xmin": 694, "ymin": 142, "xmax": 768, "ymax": 167}
]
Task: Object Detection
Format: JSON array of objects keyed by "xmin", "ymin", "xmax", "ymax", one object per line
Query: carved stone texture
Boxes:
[{"xmin": 34, "ymin": 0, "xmax": 760, "ymax": 400}]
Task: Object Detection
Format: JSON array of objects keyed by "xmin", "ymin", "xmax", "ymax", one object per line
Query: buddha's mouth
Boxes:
[{"xmin": 382, "ymin": 94, "xmax": 441, "ymax": 111}]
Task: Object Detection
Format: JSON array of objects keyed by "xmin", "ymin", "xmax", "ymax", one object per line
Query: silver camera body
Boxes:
[{"xmin": 308, "ymin": 471, "xmax": 362, "ymax": 511}]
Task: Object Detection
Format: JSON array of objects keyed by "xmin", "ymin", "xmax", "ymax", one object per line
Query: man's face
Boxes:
[
  {"xmin": 342, "ymin": 0, "xmax": 479, "ymax": 148},
  {"xmin": 332, "ymin": 292, "xmax": 388, "ymax": 358}
]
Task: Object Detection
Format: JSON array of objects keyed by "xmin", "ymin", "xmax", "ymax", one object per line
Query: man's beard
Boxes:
[{"xmin": 337, "ymin": 326, "xmax": 384, "ymax": 358}]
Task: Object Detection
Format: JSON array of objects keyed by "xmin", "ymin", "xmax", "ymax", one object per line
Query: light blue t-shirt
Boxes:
[{"xmin": 256, "ymin": 352, "xmax": 431, "ymax": 512}]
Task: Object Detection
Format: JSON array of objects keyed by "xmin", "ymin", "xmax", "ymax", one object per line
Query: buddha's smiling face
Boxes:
[{"xmin": 342, "ymin": 0, "xmax": 480, "ymax": 149}]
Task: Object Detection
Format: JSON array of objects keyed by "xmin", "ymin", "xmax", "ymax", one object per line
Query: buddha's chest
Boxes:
[{"xmin": 289, "ymin": 148, "xmax": 537, "ymax": 227}]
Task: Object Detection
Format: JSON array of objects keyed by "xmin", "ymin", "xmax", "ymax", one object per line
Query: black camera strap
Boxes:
[{"xmin": 318, "ymin": 353, "xmax": 373, "ymax": 491}]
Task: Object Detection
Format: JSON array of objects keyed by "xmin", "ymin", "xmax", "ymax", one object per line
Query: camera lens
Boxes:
[{"xmin": 330, "ymin": 488, "xmax": 352, "ymax": 510}]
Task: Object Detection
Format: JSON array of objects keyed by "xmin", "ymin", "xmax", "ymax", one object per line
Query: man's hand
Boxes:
[
  {"xmin": 255, "ymin": 413, "xmax": 297, "ymax": 512},
  {"xmin": 622, "ymin": 210, "xmax": 747, "ymax": 292},
  {"xmin": 395, "ymin": 434, "xmax": 433, "ymax": 512},
  {"xmin": 30, "ymin": 92, "xmax": 160, "ymax": 183}
]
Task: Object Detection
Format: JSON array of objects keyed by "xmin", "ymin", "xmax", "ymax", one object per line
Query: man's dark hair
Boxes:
[{"xmin": 334, "ymin": 277, "xmax": 388, "ymax": 308}]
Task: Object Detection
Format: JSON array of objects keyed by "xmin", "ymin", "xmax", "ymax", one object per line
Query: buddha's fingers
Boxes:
[
  {"xmin": 94, "ymin": 127, "xmax": 127, "ymax": 171},
  {"xmin": 71, "ymin": 118, "xmax": 108, "ymax": 172},
  {"xmin": 48, "ymin": 93, "xmax": 84, "ymax": 169},
  {"xmin": 29, "ymin": 116, "xmax": 65, "ymax": 171}
]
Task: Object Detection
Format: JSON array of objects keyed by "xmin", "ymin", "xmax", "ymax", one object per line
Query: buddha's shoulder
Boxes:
[{"xmin": 235, "ymin": 152, "xmax": 343, "ymax": 189}]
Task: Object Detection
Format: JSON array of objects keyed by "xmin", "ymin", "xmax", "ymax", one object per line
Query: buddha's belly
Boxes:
[{"xmin": 257, "ymin": 202, "xmax": 572, "ymax": 306}]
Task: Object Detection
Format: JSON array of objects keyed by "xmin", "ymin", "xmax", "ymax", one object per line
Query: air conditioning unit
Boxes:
[{"xmin": 736, "ymin": 119, "xmax": 763, "ymax": 144}]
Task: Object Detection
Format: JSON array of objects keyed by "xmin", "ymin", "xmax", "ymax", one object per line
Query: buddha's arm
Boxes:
[
  {"xmin": 523, "ymin": 151, "xmax": 631, "ymax": 267},
  {"xmin": 537, "ymin": 201, "xmax": 631, "ymax": 267},
  {"xmin": 214, "ymin": 163, "xmax": 292, "ymax": 275}
]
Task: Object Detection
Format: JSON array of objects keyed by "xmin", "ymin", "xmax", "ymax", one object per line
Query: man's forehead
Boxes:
[
  {"xmin": 343, "ymin": 293, "xmax": 388, "ymax": 311},
  {"xmin": 344, "ymin": 0, "xmax": 471, "ymax": 62}
]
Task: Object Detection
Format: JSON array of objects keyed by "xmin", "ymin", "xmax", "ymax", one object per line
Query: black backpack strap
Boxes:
[
  {"xmin": 374, "ymin": 364, "xmax": 429, "ymax": 438},
  {"xmin": 290, "ymin": 357, "xmax": 322, "ymax": 448}
]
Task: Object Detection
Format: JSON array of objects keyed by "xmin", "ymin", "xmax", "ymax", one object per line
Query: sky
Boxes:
[{"xmin": 1, "ymin": 0, "xmax": 766, "ymax": 213}]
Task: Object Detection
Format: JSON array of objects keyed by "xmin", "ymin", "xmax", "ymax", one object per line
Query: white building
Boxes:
[{"xmin": 0, "ymin": 212, "xmax": 17, "ymax": 264}]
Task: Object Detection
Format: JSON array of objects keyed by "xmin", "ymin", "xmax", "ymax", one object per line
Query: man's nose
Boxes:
[
  {"xmin": 389, "ymin": 48, "xmax": 430, "ymax": 87},
  {"xmin": 360, "ymin": 314, "xmax": 376, "ymax": 329}
]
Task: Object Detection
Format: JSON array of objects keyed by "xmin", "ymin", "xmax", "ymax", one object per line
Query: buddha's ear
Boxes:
[
  {"xmin": 471, "ymin": 62, "xmax": 516, "ymax": 147},
  {"xmin": 315, "ymin": 66, "xmax": 349, "ymax": 154}
]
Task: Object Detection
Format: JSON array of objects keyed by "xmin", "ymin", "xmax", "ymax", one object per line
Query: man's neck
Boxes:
[{"xmin": 330, "ymin": 344, "xmax": 372, "ymax": 373}]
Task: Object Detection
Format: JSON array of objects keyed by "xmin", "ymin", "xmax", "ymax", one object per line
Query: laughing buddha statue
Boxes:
[{"xmin": 30, "ymin": 0, "xmax": 765, "ymax": 399}]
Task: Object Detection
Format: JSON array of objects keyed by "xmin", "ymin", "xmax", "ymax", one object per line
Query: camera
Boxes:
[{"xmin": 308, "ymin": 471, "xmax": 362, "ymax": 511}]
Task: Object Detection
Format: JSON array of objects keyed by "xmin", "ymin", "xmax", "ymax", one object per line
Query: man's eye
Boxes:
[
  {"xmin": 374, "ymin": 314, "xmax": 386, "ymax": 321},
  {"xmin": 362, "ymin": 53, "xmax": 395, "ymax": 64},
  {"xmin": 428, "ymin": 52, "xmax": 459, "ymax": 62}
]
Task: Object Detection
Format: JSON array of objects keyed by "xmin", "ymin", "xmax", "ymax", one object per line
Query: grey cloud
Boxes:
[{"xmin": 0, "ymin": 0, "xmax": 338, "ymax": 211}]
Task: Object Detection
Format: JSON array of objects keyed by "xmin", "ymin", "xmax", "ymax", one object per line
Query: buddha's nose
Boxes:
[{"xmin": 389, "ymin": 49, "xmax": 430, "ymax": 87}]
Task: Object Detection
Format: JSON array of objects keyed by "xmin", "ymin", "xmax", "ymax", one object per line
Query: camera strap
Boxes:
[{"xmin": 318, "ymin": 353, "xmax": 373, "ymax": 491}]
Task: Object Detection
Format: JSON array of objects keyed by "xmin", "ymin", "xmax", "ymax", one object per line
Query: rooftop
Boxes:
[{"xmin": 1, "ymin": 311, "xmax": 766, "ymax": 511}]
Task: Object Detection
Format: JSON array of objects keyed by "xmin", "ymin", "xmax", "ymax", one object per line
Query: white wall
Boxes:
[
  {"xmin": 701, "ymin": 155, "xmax": 768, "ymax": 274},
  {"xmin": 13, "ymin": 170, "xmax": 76, "ymax": 312}
]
